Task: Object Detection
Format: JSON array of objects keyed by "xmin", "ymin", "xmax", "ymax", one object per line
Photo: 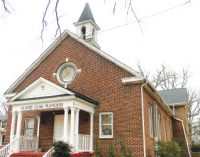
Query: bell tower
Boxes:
[{"xmin": 74, "ymin": 3, "xmax": 100, "ymax": 49}]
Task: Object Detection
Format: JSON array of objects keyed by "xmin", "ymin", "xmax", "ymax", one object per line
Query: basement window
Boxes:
[{"xmin": 99, "ymin": 112, "xmax": 113, "ymax": 138}]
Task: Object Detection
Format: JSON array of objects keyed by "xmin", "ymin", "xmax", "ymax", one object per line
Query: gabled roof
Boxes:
[
  {"xmin": 159, "ymin": 88, "xmax": 188, "ymax": 106},
  {"xmin": 4, "ymin": 30, "xmax": 141, "ymax": 95},
  {"xmin": 9, "ymin": 77, "xmax": 99, "ymax": 105},
  {"xmin": 10, "ymin": 77, "xmax": 74, "ymax": 102},
  {"xmin": 78, "ymin": 3, "xmax": 96, "ymax": 24}
]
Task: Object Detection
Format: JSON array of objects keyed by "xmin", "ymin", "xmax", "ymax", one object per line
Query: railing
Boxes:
[
  {"xmin": 78, "ymin": 134, "xmax": 91, "ymax": 152},
  {"xmin": 0, "ymin": 136, "xmax": 38, "ymax": 157},
  {"xmin": 19, "ymin": 136, "xmax": 38, "ymax": 151},
  {"xmin": 42, "ymin": 136, "xmax": 64, "ymax": 157},
  {"xmin": 42, "ymin": 147, "xmax": 53, "ymax": 157},
  {"xmin": 43, "ymin": 134, "xmax": 91, "ymax": 157},
  {"xmin": 0, "ymin": 137, "xmax": 19, "ymax": 157}
]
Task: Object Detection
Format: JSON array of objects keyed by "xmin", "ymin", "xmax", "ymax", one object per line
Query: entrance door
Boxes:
[{"xmin": 53, "ymin": 115, "xmax": 71, "ymax": 142}]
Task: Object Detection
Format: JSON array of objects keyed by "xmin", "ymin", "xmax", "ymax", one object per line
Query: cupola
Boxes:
[{"xmin": 74, "ymin": 3, "xmax": 100, "ymax": 49}]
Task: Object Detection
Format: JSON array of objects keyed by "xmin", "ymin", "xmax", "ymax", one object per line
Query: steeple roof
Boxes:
[{"xmin": 78, "ymin": 3, "xmax": 96, "ymax": 24}]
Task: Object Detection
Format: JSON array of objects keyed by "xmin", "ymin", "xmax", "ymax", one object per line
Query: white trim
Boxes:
[
  {"xmin": 5, "ymin": 30, "xmax": 141, "ymax": 95},
  {"xmin": 36, "ymin": 116, "xmax": 40, "ymax": 150},
  {"xmin": 16, "ymin": 111, "xmax": 22, "ymax": 138},
  {"xmin": 174, "ymin": 117, "xmax": 191, "ymax": 157},
  {"xmin": 89, "ymin": 112, "xmax": 94, "ymax": 152},
  {"xmin": 56, "ymin": 62, "xmax": 78, "ymax": 85},
  {"xmin": 10, "ymin": 111, "xmax": 16, "ymax": 142},
  {"xmin": 168, "ymin": 102, "xmax": 186, "ymax": 107},
  {"xmin": 11, "ymin": 97, "xmax": 95, "ymax": 114},
  {"xmin": 122, "ymin": 77, "xmax": 145, "ymax": 84},
  {"xmin": 75, "ymin": 109, "xmax": 80, "ymax": 151},
  {"xmin": 70, "ymin": 107, "xmax": 75, "ymax": 146},
  {"xmin": 63, "ymin": 107, "xmax": 69, "ymax": 138},
  {"xmin": 10, "ymin": 77, "xmax": 74, "ymax": 101},
  {"xmin": 4, "ymin": 93, "xmax": 17, "ymax": 99},
  {"xmin": 141, "ymin": 83, "xmax": 147, "ymax": 157},
  {"xmin": 9, "ymin": 95, "xmax": 76, "ymax": 106},
  {"xmin": 99, "ymin": 112, "xmax": 113, "ymax": 139},
  {"xmin": 74, "ymin": 20, "xmax": 100, "ymax": 30}
]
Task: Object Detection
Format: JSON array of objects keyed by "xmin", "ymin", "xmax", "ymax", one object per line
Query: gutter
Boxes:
[
  {"xmin": 174, "ymin": 117, "xmax": 191, "ymax": 157},
  {"xmin": 141, "ymin": 81, "xmax": 147, "ymax": 157}
]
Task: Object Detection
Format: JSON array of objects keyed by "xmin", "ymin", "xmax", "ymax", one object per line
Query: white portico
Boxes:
[{"xmin": 7, "ymin": 78, "xmax": 97, "ymax": 154}]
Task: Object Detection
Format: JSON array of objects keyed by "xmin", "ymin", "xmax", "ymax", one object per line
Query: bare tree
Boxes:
[
  {"xmin": 136, "ymin": 63, "xmax": 200, "ymax": 143},
  {"xmin": 191, "ymin": 119, "xmax": 200, "ymax": 144},
  {"xmin": 0, "ymin": 101, "xmax": 8, "ymax": 119}
]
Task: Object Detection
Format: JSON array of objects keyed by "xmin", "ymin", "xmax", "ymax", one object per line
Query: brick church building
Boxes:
[{"xmin": 1, "ymin": 3, "xmax": 191, "ymax": 157}]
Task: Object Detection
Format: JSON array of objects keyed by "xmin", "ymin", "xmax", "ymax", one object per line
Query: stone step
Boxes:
[
  {"xmin": 11, "ymin": 152, "xmax": 45, "ymax": 157},
  {"xmin": 11, "ymin": 152, "xmax": 93, "ymax": 157}
]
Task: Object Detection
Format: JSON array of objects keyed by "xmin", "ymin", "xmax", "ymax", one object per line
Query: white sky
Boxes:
[{"xmin": 0, "ymin": 0, "xmax": 200, "ymax": 101}]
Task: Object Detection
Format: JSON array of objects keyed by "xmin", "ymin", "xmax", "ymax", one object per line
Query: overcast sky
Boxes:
[{"xmin": 0, "ymin": 0, "xmax": 200, "ymax": 101}]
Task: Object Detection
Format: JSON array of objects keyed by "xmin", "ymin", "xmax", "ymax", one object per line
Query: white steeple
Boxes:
[{"xmin": 74, "ymin": 3, "xmax": 100, "ymax": 49}]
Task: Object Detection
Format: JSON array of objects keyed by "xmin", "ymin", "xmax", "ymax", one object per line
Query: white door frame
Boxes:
[{"xmin": 53, "ymin": 114, "xmax": 71, "ymax": 142}]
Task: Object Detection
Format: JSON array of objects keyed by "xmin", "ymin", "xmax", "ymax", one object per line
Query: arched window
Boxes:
[{"xmin": 81, "ymin": 26, "xmax": 86, "ymax": 39}]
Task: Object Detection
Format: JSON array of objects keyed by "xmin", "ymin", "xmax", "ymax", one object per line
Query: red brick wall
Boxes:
[
  {"xmin": 174, "ymin": 105, "xmax": 190, "ymax": 144},
  {"xmin": 143, "ymin": 90, "xmax": 173, "ymax": 157},
  {"xmin": 79, "ymin": 111, "xmax": 90, "ymax": 135},
  {"xmin": 173, "ymin": 119, "xmax": 190, "ymax": 157},
  {"xmin": 6, "ymin": 36, "xmax": 145, "ymax": 156},
  {"xmin": 5, "ymin": 105, "xmax": 12, "ymax": 144}
]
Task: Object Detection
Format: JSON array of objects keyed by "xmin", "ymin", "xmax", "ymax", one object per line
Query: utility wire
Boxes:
[{"xmin": 98, "ymin": 1, "xmax": 191, "ymax": 35}]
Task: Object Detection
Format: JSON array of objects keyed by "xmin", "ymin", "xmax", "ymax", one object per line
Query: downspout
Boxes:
[
  {"xmin": 141, "ymin": 81, "xmax": 147, "ymax": 157},
  {"xmin": 174, "ymin": 117, "xmax": 191, "ymax": 157}
]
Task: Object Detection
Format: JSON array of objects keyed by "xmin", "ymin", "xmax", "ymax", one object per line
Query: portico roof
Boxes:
[{"xmin": 9, "ymin": 77, "xmax": 98, "ymax": 106}]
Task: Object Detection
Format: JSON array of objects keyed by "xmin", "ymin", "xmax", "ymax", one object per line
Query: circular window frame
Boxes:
[{"xmin": 56, "ymin": 62, "xmax": 78, "ymax": 85}]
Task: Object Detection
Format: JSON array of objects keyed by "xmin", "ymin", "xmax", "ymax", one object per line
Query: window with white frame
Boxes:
[
  {"xmin": 163, "ymin": 117, "xmax": 167, "ymax": 141},
  {"xmin": 25, "ymin": 118, "xmax": 35, "ymax": 137},
  {"xmin": 168, "ymin": 119, "xmax": 171, "ymax": 139},
  {"xmin": 148, "ymin": 105, "xmax": 153, "ymax": 138},
  {"xmin": 157, "ymin": 112, "xmax": 161, "ymax": 140},
  {"xmin": 99, "ymin": 112, "xmax": 113, "ymax": 138}
]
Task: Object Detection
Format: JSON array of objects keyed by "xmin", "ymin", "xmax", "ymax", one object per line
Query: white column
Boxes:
[
  {"xmin": 10, "ymin": 111, "xmax": 16, "ymax": 142},
  {"xmin": 36, "ymin": 116, "xmax": 40, "ymax": 150},
  {"xmin": 75, "ymin": 109, "xmax": 80, "ymax": 151},
  {"xmin": 63, "ymin": 107, "xmax": 69, "ymax": 142},
  {"xmin": 16, "ymin": 111, "xmax": 22, "ymax": 138},
  {"xmin": 89, "ymin": 112, "xmax": 94, "ymax": 152},
  {"xmin": 16, "ymin": 111, "xmax": 22, "ymax": 152},
  {"xmin": 70, "ymin": 107, "xmax": 75, "ymax": 146}
]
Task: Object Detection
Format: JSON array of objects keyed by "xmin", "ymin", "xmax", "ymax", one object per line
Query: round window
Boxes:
[{"xmin": 56, "ymin": 63, "xmax": 77, "ymax": 85}]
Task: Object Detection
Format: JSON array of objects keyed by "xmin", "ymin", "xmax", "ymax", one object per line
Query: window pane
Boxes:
[
  {"xmin": 25, "ymin": 118, "xmax": 35, "ymax": 137},
  {"xmin": 101, "ymin": 114, "xmax": 111, "ymax": 125},
  {"xmin": 27, "ymin": 119, "xmax": 34, "ymax": 129},
  {"xmin": 26, "ymin": 129, "xmax": 34, "ymax": 137},
  {"xmin": 1, "ymin": 121, "xmax": 5, "ymax": 128},
  {"xmin": 2, "ymin": 135, "xmax": 5, "ymax": 145},
  {"xmin": 101, "ymin": 125, "xmax": 112, "ymax": 136}
]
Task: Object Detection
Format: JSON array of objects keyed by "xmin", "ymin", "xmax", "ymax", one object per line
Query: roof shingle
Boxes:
[{"xmin": 159, "ymin": 88, "xmax": 188, "ymax": 106}]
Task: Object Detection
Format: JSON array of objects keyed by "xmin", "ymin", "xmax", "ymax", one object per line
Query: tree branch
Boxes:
[{"xmin": 1, "ymin": 0, "xmax": 11, "ymax": 13}]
